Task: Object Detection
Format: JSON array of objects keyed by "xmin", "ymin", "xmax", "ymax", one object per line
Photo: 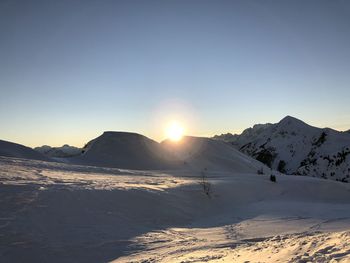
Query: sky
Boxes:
[{"xmin": 1, "ymin": 0, "xmax": 350, "ymax": 147}]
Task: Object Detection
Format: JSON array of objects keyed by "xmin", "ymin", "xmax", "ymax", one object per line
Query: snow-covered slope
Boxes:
[
  {"xmin": 162, "ymin": 136, "xmax": 266, "ymax": 173},
  {"xmin": 0, "ymin": 139, "xmax": 48, "ymax": 161},
  {"xmin": 71, "ymin": 131, "xmax": 181, "ymax": 170},
  {"xmin": 1, "ymin": 156, "xmax": 349, "ymax": 262},
  {"xmin": 35, "ymin": 144, "xmax": 82, "ymax": 158},
  {"xmin": 214, "ymin": 116, "xmax": 350, "ymax": 182}
]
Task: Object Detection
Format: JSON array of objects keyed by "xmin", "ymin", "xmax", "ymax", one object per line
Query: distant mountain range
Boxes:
[
  {"xmin": 34, "ymin": 144, "xmax": 81, "ymax": 158},
  {"xmin": 214, "ymin": 116, "xmax": 350, "ymax": 182},
  {"xmin": 1, "ymin": 116, "xmax": 349, "ymax": 182}
]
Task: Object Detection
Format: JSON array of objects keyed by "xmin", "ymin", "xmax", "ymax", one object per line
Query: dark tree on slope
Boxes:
[
  {"xmin": 254, "ymin": 148, "xmax": 276, "ymax": 168},
  {"xmin": 313, "ymin": 132, "xmax": 327, "ymax": 147},
  {"xmin": 277, "ymin": 160, "xmax": 286, "ymax": 173}
]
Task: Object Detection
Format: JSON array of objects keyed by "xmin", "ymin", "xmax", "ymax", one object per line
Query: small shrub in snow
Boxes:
[
  {"xmin": 270, "ymin": 174, "xmax": 276, "ymax": 182},
  {"xmin": 200, "ymin": 171, "xmax": 212, "ymax": 198},
  {"xmin": 257, "ymin": 167, "xmax": 264, "ymax": 175}
]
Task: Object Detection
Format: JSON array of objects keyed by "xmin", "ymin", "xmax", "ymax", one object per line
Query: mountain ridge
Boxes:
[
  {"xmin": 35, "ymin": 144, "xmax": 81, "ymax": 158},
  {"xmin": 214, "ymin": 116, "xmax": 350, "ymax": 182}
]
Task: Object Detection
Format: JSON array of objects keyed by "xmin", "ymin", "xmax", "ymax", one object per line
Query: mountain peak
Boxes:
[
  {"xmin": 277, "ymin": 116, "xmax": 309, "ymax": 129},
  {"xmin": 279, "ymin": 115, "xmax": 302, "ymax": 123}
]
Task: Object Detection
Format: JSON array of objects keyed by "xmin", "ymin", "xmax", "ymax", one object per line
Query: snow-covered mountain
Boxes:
[
  {"xmin": 0, "ymin": 139, "xmax": 49, "ymax": 161},
  {"xmin": 214, "ymin": 116, "xmax": 350, "ymax": 182},
  {"xmin": 212, "ymin": 133, "xmax": 239, "ymax": 142},
  {"xmin": 213, "ymin": 123, "xmax": 273, "ymax": 144},
  {"xmin": 35, "ymin": 144, "xmax": 82, "ymax": 158}
]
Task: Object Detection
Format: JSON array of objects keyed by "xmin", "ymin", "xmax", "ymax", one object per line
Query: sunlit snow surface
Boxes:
[
  {"xmin": 0, "ymin": 157, "xmax": 192, "ymax": 191},
  {"xmin": 0, "ymin": 156, "xmax": 349, "ymax": 262}
]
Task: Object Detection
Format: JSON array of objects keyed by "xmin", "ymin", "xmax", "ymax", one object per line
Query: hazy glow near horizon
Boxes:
[
  {"xmin": 166, "ymin": 121, "xmax": 185, "ymax": 142},
  {"xmin": 1, "ymin": 1, "xmax": 350, "ymax": 147}
]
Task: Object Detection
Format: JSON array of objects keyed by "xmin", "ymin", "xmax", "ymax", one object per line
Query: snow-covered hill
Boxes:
[
  {"xmin": 214, "ymin": 116, "xmax": 350, "ymax": 182},
  {"xmin": 162, "ymin": 136, "xmax": 265, "ymax": 174},
  {"xmin": 35, "ymin": 144, "xmax": 81, "ymax": 158},
  {"xmin": 70, "ymin": 131, "xmax": 182, "ymax": 170},
  {"xmin": 0, "ymin": 139, "xmax": 49, "ymax": 161}
]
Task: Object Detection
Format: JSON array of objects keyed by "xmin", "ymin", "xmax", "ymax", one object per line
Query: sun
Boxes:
[{"xmin": 166, "ymin": 121, "xmax": 184, "ymax": 142}]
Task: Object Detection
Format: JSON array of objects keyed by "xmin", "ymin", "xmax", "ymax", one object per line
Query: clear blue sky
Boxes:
[{"xmin": 1, "ymin": 0, "xmax": 350, "ymax": 147}]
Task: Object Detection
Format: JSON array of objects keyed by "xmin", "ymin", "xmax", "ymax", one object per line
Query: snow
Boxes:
[
  {"xmin": 115, "ymin": 229, "xmax": 350, "ymax": 263},
  {"xmin": 0, "ymin": 156, "xmax": 349, "ymax": 262}
]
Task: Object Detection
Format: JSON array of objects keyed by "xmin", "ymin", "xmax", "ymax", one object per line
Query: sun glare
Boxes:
[{"xmin": 166, "ymin": 121, "xmax": 184, "ymax": 142}]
